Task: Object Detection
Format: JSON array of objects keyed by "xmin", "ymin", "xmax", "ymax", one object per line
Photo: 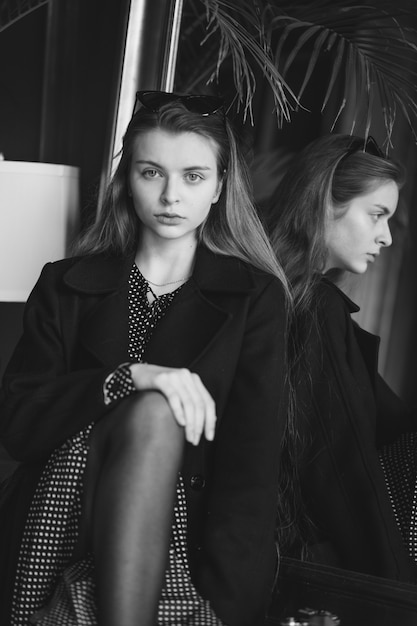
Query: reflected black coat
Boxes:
[
  {"xmin": 298, "ymin": 278, "xmax": 417, "ymax": 582},
  {"xmin": 0, "ymin": 246, "xmax": 289, "ymax": 626}
]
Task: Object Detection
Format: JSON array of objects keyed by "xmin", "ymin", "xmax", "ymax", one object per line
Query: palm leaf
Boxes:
[
  {"xmin": 175, "ymin": 1, "xmax": 297, "ymax": 120},
  {"xmin": 198, "ymin": 0, "xmax": 299, "ymax": 122},
  {"xmin": 290, "ymin": 28, "xmax": 332, "ymax": 103},
  {"xmin": 266, "ymin": 1, "xmax": 417, "ymax": 141},
  {"xmin": 321, "ymin": 36, "xmax": 345, "ymax": 112},
  {"xmin": 183, "ymin": 0, "xmax": 417, "ymax": 144},
  {"xmin": 0, "ymin": 0, "xmax": 48, "ymax": 33}
]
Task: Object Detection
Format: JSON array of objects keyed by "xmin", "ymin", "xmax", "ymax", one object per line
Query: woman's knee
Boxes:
[{"xmin": 92, "ymin": 391, "xmax": 180, "ymax": 453}]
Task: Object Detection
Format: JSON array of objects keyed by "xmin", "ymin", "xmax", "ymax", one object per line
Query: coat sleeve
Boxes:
[
  {"xmin": 197, "ymin": 277, "xmax": 288, "ymax": 626},
  {"xmin": 0, "ymin": 263, "xmax": 116, "ymax": 462}
]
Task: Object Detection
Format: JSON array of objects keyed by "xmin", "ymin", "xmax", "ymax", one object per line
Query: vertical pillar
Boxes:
[{"xmin": 98, "ymin": 0, "xmax": 184, "ymax": 203}]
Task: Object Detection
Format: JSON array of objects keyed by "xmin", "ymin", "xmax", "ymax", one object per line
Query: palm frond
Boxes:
[
  {"xmin": 0, "ymin": 0, "xmax": 48, "ymax": 33},
  {"xmin": 181, "ymin": 0, "xmax": 417, "ymax": 144},
  {"xmin": 321, "ymin": 37, "xmax": 345, "ymax": 112},
  {"xmin": 290, "ymin": 29, "xmax": 331, "ymax": 103},
  {"xmin": 266, "ymin": 1, "xmax": 417, "ymax": 142},
  {"xmin": 197, "ymin": 0, "xmax": 299, "ymax": 122}
]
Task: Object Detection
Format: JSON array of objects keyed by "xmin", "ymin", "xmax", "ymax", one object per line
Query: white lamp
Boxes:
[{"xmin": 0, "ymin": 161, "xmax": 80, "ymax": 302}]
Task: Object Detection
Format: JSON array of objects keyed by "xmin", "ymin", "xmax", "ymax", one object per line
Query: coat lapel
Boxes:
[
  {"xmin": 64, "ymin": 254, "xmax": 132, "ymax": 366},
  {"xmin": 143, "ymin": 282, "xmax": 230, "ymax": 368},
  {"xmin": 327, "ymin": 280, "xmax": 380, "ymax": 387},
  {"xmin": 63, "ymin": 247, "xmax": 255, "ymax": 370},
  {"xmin": 145, "ymin": 246, "xmax": 255, "ymax": 367},
  {"xmin": 80, "ymin": 291, "xmax": 130, "ymax": 366}
]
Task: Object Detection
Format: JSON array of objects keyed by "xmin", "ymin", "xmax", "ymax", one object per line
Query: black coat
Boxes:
[
  {"xmin": 297, "ymin": 278, "xmax": 417, "ymax": 582},
  {"xmin": 0, "ymin": 245, "xmax": 289, "ymax": 626}
]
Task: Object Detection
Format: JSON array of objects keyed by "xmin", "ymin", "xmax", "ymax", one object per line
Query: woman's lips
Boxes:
[{"xmin": 155, "ymin": 213, "xmax": 184, "ymax": 225}]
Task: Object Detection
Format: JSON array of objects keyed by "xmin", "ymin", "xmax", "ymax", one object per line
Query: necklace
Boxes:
[{"xmin": 142, "ymin": 274, "xmax": 191, "ymax": 287}]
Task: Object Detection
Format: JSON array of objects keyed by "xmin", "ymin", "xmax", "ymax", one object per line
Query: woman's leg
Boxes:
[{"xmin": 80, "ymin": 391, "xmax": 184, "ymax": 626}]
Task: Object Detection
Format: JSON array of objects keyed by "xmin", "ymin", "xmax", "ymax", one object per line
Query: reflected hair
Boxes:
[
  {"xmin": 269, "ymin": 134, "xmax": 404, "ymax": 315},
  {"xmin": 268, "ymin": 134, "xmax": 404, "ymax": 558}
]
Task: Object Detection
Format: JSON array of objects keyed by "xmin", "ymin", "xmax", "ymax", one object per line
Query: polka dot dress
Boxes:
[
  {"xmin": 11, "ymin": 264, "xmax": 223, "ymax": 625},
  {"xmin": 379, "ymin": 432, "xmax": 417, "ymax": 562}
]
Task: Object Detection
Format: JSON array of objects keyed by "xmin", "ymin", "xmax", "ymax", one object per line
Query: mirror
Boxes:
[{"xmin": 172, "ymin": 1, "xmax": 417, "ymax": 610}]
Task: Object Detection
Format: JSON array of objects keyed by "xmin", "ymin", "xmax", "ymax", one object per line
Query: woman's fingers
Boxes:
[
  {"xmin": 152, "ymin": 371, "xmax": 187, "ymax": 427},
  {"xmin": 154, "ymin": 368, "xmax": 216, "ymax": 445},
  {"xmin": 178, "ymin": 371, "xmax": 205, "ymax": 445},
  {"xmin": 193, "ymin": 374, "xmax": 216, "ymax": 442},
  {"xmin": 130, "ymin": 363, "xmax": 217, "ymax": 444}
]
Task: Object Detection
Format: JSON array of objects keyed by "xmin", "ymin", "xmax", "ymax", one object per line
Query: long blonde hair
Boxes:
[{"xmin": 76, "ymin": 99, "xmax": 290, "ymax": 299}]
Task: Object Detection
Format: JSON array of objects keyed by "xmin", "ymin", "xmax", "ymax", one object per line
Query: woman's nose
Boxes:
[
  {"xmin": 161, "ymin": 178, "xmax": 180, "ymax": 205},
  {"xmin": 378, "ymin": 221, "xmax": 392, "ymax": 247}
]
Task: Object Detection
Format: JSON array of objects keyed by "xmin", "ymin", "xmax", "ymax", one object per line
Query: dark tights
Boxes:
[{"xmin": 79, "ymin": 392, "xmax": 184, "ymax": 626}]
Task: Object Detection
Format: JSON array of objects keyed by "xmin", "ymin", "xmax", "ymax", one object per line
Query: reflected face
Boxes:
[
  {"xmin": 128, "ymin": 129, "xmax": 223, "ymax": 246},
  {"xmin": 324, "ymin": 180, "xmax": 399, "ymax": 274}
]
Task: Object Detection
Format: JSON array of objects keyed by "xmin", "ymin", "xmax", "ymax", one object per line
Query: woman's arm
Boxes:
[
  {"xmin": 0, "ymin": 263, "xmax": 118, "ymax": 462},
  {"xmin": 0, "ymin": 262, "xmax": 219, "ymax": 462}
]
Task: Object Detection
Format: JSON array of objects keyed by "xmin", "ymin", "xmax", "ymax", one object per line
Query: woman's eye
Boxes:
[
  {"xmin": 185, "ymin": 172, "xmax": 202, "ymax": 183},
  {"xmin": 142, "ymin": 169, "xmax": 160, "ymax": 179}
]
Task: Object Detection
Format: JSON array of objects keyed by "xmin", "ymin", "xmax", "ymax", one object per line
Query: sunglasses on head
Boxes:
[
  {"xmin": 133, "ymin": 90, "xmax": 225, "ymax": 117},
  {"xmin": 346, "ymin": 135, "xmax": 385, "ymax": 159},
  {"xmin": 363, "ymin": 135, "xmax": 385, "ymax": 158}
]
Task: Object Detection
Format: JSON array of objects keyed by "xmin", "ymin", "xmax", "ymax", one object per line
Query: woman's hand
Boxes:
[{"xmin": 129, "ymin": 363, "xmax": 217, "ymax": 445}]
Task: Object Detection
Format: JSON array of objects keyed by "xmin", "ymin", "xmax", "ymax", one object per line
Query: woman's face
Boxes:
[
  {"xmin": 128, "ymin": 128, "xmax": 223, "ymax": 246},
  {"xmin": 324, "ymin": 180, "xmax": 399, "ymax": 274}
]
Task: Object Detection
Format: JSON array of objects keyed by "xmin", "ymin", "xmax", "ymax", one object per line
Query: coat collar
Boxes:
[
  {"xmin": 63, "ymin": 246, "xmax": 257, "ymax": 369},
  {"xmin": 321, "ymin": 276, "xmax": 360, "ymax": 314},
  {"xmin": 63, "ymin": 253, "xmax": 133, "ymax": 295},
  {"xmin": 63, "ymin": 245, "xmax": 256, "ymax": 295},
  {"xmin": 320, "ymin": 276, "xmax": 379, "ymax": 384}
]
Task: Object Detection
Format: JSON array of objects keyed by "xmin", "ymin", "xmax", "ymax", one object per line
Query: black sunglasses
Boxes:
[
  {"xmin": 363, "ymin": 135, "xmax": 385, "ymax": 158},
  {"xmin": 345, "ymin": 135, "xmax": 385, "ymax": 159},
  {"xmin": 133, "ymin": 90, "xmax": 225, "ymax": 117}
]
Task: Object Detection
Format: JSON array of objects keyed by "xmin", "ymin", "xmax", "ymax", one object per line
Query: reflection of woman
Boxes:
[
  {"xmin": 0, "ymin": 91, "xmax": 290, "ymax": 625},
  {"xmin": 269, "ymin": 134, "xmax": 417, "ymax": 582}
]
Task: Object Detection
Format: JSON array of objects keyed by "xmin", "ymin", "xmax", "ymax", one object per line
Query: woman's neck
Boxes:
[{"xmin": 135, "ymin": 236, "xmax": 197, "ymax": 290}]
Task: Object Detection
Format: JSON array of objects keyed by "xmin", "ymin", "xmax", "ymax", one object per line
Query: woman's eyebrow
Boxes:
[
  {"xmin": 133, "ymin": 159, "xmax": 213, "ymax": 171},
  {"xmin": 133, "ymin": 159, "xmax": 160, "ymax": 166},
  {"xmin": 374, "ymin": 203, "xmax": 395, "ymax": 216}
]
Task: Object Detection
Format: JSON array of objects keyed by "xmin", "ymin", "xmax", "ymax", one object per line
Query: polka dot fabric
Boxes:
[
  {"xmin": 11, "ymin": 264, "xmax": 223, "ymax": 625},
  {"xmin": 103, "ymin": 362, "xmax": 136, "ymax": 405},
  {"xmin": 28, "ymin": 556, "xmax": 96, "ymax": 625},
  {"xmin": 128, "ymin": 263, "xmax": 176, "ymax": 363},
  {"xmin": 157, "ymin": 477, "xmax": 222, "ymax": 625},
  {"xmin": 379, "ymin": 432, "xmax": 417, "ymax": 562},
  {"xmin": 11, "ymin": 425, "xmax": 93, "ymax": 625},
  {"xmin": 27, "ymin": 479, "xmax": 221, "ymax": 626}
]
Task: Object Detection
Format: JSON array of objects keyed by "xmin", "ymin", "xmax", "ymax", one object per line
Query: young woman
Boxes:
[
  {"xmin": 0, "ymin": 91, "xmax": 290, "ymax": 626},
  {"xmin": 268, "ymin": 133, "xmax": 417, "ymax": 583}
]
